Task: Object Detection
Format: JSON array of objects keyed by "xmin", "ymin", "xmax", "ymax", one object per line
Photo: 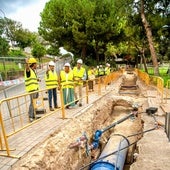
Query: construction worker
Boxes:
[
  {"xmin": 88, "ymin": 66, "xmax": 95, "ymax": 91},
  {"xmin": 45, "ymin": 61, "xmax": 59, "ymax": 111},
  {"xmin": 24, "ymin": 57, "xmax": 39, "ymax": 121},
  {"xmin": 73, "ymin": 59, "xmax": 87, "ymax": 107},
  {"xmin": 98, "ymin": 65, "xmax": 105, "ymax": 76},
  {"xmin": 60, "ymin": 63, "xmax": 75, "ymax": 109},
  {"xmin": 98, "ymin": 64, "xmax": 105, "ymax": 83},
  {"xmin": 105, "ymin": 63, "xmax": 111, "ymax": 75},
  {"xmin": 95, "ymin": 65, "xmax": 99, "ymax": 84}
]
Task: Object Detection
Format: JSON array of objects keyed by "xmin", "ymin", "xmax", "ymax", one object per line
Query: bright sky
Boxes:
[
  {"xmin": 0, "ymin": 0, "xmax": 49, "ymax": 32},
  {"xmin": 0, "ymin": 0, "xmax": 72, "ymax": 55}
]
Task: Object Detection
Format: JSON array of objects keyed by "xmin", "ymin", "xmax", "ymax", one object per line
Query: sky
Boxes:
[{"xmin": 0, "ymin": 0, "xmax": 49, "ymax": 32}]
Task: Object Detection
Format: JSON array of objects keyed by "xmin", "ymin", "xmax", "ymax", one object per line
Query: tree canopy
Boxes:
[
  {"xmin": 39, "ymin": 0, "xmax": 169, "ymax": 70},
  {"xmin": 39, "ymin": 0, "xmax": 128, "ymax": 64}
]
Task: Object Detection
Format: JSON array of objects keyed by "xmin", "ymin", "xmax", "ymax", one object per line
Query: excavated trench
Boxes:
[{"xmin": 12, "ymin": 70, "xmax": 147, "ymax": 170}]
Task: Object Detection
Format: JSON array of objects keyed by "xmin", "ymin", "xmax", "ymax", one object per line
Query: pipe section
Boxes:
[
  {"xmin": 90, "ymin": 135, "xmax": 129, "ymax": 170},
  {"xmin": 90, "ymin": 112, "xmax": 134, "ymax": 150}
]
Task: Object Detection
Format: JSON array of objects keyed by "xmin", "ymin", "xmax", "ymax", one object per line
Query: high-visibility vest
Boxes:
[
  {"xmin": 24, "ymin": 69, "xmax": 39, "ymax": 92},
  {"xmin": 88, "ymin": 69, "xmax": 95, "ymax": 80},
  {"xmin": 73, "ymin": 67, "xmax": 85, "ymax": 85},
  {"xmin": 60, "ymin": 70, "xmax": 74, "ymax": 88},
  {"xmin": 105, "ymin": 67, "xmax": 111, "ymax": 75},
  {"xmin": 99, "ymin": 68, "xmax": 105, "ymax": 76},
  {"xmin": 95, "ymin": 69, "xmax": 99, "ymax": 77},
  {"xmin": 45, "ymin": 70, "xmax": 58, "ymax": 89}
]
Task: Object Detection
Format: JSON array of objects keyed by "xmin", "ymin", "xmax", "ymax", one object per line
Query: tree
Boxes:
[
  {"xmin": 0, "ymin": 36, "xmax": 9, "ymax": 56},
  {"xmin": 39, "ymin": 0, "xmax": 169, "ymax": 68},
  {"xmin": 31, "ymin": 43, "xmax": 46, "ymax": 63},
  {"xmin": 39, "ymin": 0, "xmax": 126, "ymax": 63},
  {"xmin": 46, "ymin": 45, "xmax": 60, "ymax": 56},
  {"xmin": 0, "ymin": 18, "xmax": 9, "ymax": 56},
  {"xmin": 140, "ymin": 0, "xmax": 159, "ymax": 75},
  {"xmin": 3, "ymin": 18, "xmax": 34, "ymax": 48},
  {"xmin": 14, "ymin": 28, "xmax": 35, "ymax": 49}
]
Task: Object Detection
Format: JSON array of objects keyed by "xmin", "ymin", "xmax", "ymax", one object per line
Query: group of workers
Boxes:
[{"xmin": 24, "ymin": 57, "xmax": 111, "ymax": 121}]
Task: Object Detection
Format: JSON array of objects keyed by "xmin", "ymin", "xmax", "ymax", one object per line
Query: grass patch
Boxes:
[{"xmin": 140, "ymin": 66, "xmax": 170, "ymax": 86}]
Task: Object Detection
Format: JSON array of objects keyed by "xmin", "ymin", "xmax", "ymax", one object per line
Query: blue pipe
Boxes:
[
  {"xmin": 91, "ymin": 113, "xmax": 134, "ymax": 150},
  {"xmin": 89, "ymin": 161, "xmax": 118, "ymax": 170},
  {"xmin": 89, "ymin": 135, "xmax": 129, "ymax": 170}
]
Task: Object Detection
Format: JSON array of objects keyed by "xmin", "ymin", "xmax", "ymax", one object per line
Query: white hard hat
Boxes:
[
  {"xmin": 77, "ymin": 59, "xmax": 83, "ymax": 64},
  {"xmin": 64, "ymin": 63, "xmax": 70, "ymax": 67},
  {"xmin": 49, "ymin": 61, "xmax": 55, "ymax": 66}
]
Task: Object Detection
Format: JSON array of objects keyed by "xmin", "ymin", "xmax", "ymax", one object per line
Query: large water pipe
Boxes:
[
  {"xmin": 90, "ymin": 112, "xmax": 135, "ymax": 150},
  {"xmin": 89, "ymin": 135, "xmax": 129, "ymax": 170}
]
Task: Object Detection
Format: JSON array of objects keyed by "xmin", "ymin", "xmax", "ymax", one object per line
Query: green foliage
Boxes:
[
  {"xmin": 46, "ymin": 45, "xmax": 59, "ymax": 56},
  {"xmin": 31, "ymin": 43, "xmax": 46, "ymax": 62},
  {"xmin": 1, "ymin": 17, "xmax": 35, "ymax": 49},
  {"xmin": 14, "ymin": 29, "xmax": 35, "ymax": 48},
  {"xmin": 39, "ymin": 0, "xmax": 128, "ymax": 63},
  {"xmin": 0, "ymin": 18, "xmax": 10, "ymax": 56},
  {"xmin": 0, "ymin": 36, "xmax": 9, "ymax": 56},
  {"xmin": 8, "ymin": 49, "xmax": 26, "ymax": 57}
]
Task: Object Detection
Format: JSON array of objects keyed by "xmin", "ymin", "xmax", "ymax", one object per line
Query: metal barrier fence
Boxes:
[
  {"xmin": 149, "ymin": 76, "xmax": 164, "ymax": 103},
  {"xmin": 165, "ymin": 80, "xmax": 170, "ymax": 103},
  {"xmin": 165, "ymin": 112, "xmax": 170, "ymax": 141},
  {"xmin": 136, "ymin": 69, "xmax": 166, "ymax": 103},
  {"xmin": 0, "ymin": 71, "xmax": 120, "ymax": 157},
  {"xmin": 135, "ymin": 69, "xmax": 150, "ymax": 85}
]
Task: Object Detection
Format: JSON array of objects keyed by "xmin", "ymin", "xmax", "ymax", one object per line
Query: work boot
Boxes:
[
  {"xmin": 29, "ymin": 118, "xmax": 34, "ymax": 122},
  {"xmin": 66, "ymin": 106, "xmax": 70, "ymax": 109},
  {"xmin": 50, "ymin": 107, "xmax": 54, "ymax": 111},
  {"xmin": 54, "ymin": 106, "xmax": 60, "ymax": 109},
  {"xmin": 75, "ymin": 100, "xmax": 79, "ymax": 104}
]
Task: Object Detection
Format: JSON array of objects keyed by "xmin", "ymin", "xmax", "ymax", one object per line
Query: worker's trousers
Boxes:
[{"xmin": 74, "ymin": 85, "xmax": 83, "ymax": 105}]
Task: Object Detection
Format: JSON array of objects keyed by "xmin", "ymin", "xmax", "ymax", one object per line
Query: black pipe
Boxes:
[{"xmin": 102, "ymin": 113, "xmax": 134, "ymax": 133}]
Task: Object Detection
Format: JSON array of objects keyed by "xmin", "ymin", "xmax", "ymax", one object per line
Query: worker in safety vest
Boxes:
[
  {"xmin": 98, "ymin": 65, "xmax": 105, "ymax": 76},
  {"xmin": 45, "ymin": 61, "xmax": 59, "ymax": 111},
  {"xmin": 24, "ymin": 57, "xmax": 39, "ymax": 121},
  {"xmin": 88, "ymin": 66, "xmax": 95, "ymax": 91},
  {"xmin": 105, "ymin": 63, "xmax": 111, "ymax": 75},
  {"xmin": 73, "ymin": 59, "xmax": 87, "ymax": 107},
  {"xmin": 60, "ymin": 63, "xmax": 75, "ymax": 109}
]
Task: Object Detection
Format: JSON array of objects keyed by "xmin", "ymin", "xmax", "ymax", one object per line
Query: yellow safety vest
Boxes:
[
  {"xmin": 45, "ymin": 70, "xmax": 58, "ymax": 89},
  {"xmin": 24, "ymin": 69, "xmax": 39, "ymax": 92},
  {"xmin": 73, "ymin": 67, "xmax": 85, "ymax": 85},
  {"xmin": 60, "ymin": 70, "xmax": 74, "ymax": 88},
  {"xmin": 88, "ymin": 69, "xmax": 95, "ymax": 80},
  {"xmin": 99, "ymin": 68, "xmax": 105, "ymax": 76},
  {"xmin": 95, "ymin": 69, "xmax": 99, "ymax": 77},
  {"xmin": 105, "ymin": 67, "xmax": 111, "ymax": 75}
]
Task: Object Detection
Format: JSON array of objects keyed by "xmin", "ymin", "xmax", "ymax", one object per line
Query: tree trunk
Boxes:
[
  {"xmin": 141, "ymin": 0, "xmax": 159, "ymax": 75},
  {"xmin": 95, "ymin": 41, "xmax": 99, "ymax": 64},
  {"xmin": 141, "ymin": 50, "xmax": 148, "ymax": 73},
  {"xmin": 81, "ymin": 45, "xmax": 86, "ymax": 62}
]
